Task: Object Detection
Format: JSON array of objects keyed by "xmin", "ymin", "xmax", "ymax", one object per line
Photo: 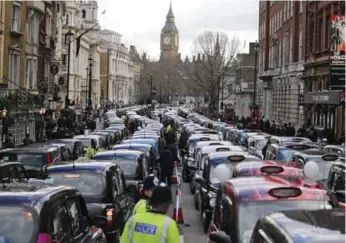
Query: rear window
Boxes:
[
  {"xmin": 48, "ymin": 172, "xmax": 106, "ymax": 197},
  {"xmin": 0, "ymin": 206, "xmax": 37, "ymax": 243},
  {"xmin": 76, "ymin": 138, "xmax": 92, "ymax": 147},
  {"xmin": 278, "ymin": 149, "xmax": 295, "ymax": 162},
  {"xmin": 0, "ymin": 153, "xmax": 46, "ymax": 167}
]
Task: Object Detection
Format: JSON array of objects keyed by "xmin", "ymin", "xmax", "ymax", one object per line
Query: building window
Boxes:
[
  {"xmin": 82, "ymin": 10, "xmax": 86, "ymax": 18},
  {"xmin": 325, "ymin": 9, "xmax": 331, "ymax": 50},
  {"xmin": 9, "ymin": 50, "xmax": 20, "ymax": 90},
  {"xmin": 316, "ymin": 17, "xmax": 323, "ymax": 51},
  {"xmin": 308, "ymin": 21, "xmax": 314, "ymax": 53},
  {"xmin": 289, "ymin": 31, "xmax": 293, "ymax": 63},
  {"xmin": 24, "ymin": 58, "xmax": 30, "ymax": 89},
  {"xmin": 62, "ymin": 54, "xmax": 67, "ymax": 65},
  {"xmin": 27, "ymin": 13, "xmax": 39, "ymax": 44},
  {"xmin": 299, "ymin": 28, "xmax": 303, "ymax": 61},
  {"xmin": 300, "ymin": 0, "xmax": 303, "ymax": 14},
  {"xmin": 11, "ymin": 2, "xmax": 21, "ymax": 32},
  {"xmin": 65, "ymin": 14, "xmax": 69, "ymax": 25}
]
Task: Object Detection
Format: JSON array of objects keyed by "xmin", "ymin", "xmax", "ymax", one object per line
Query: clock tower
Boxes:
[{"xmin": 160, "ymin": 2, "xmax": 179, "ymax": 60}]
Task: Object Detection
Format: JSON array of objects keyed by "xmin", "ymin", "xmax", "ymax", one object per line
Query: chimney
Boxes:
[
  {"xmin": 193, "ymin": 56, "xmax": 196, "ymax": 62},
  {"xmin": 197, "ymin": 53, "xmax": 201, "ymax": 60},
  {"xmin": 202, "ymin": 54, "xmax": 205, "ymax": 61}
]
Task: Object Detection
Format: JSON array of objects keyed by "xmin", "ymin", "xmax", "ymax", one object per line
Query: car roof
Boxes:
[
  {"xmin": 0, "ymin": 146, "xmax": 57, "ymax": 153},
  {"xmin": 113, "ymin": 143, "xmax": 151, "ymax": 149},
  {"xmin": 200, "ymin": 145, "xmax": 243, "ymax": 153},
  {"xmin": 122, "ymin": 139, "xmax": 156, "ymax": 143},
  {"xmin": 264, "ymin": 209, "xmax": 345, "ymax": 242},
  {"xmin": 45, "ymin": 161, "xmax": 114, "ymax": 173},
  {"xmin": 93, "ymin": 149, "xmax": 142, "ymax": 157},
  {"xmin": 0, "ymin": 183, "xmax": 75, "ymax": 205},
  {"xmin": 224, "ymin": 177, "xmax": 329, "ymax": 202},
  {"xmin": 208, "ymin": 151, "xmax": 256, "ymax": 160}
]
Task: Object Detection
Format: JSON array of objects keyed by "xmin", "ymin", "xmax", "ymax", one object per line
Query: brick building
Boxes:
[
  {"xmin": 257, "ymin": 0, "xmax": 345, "ymax": 139},
  {"xmin": 303, "ymin": 1, "xmax": 345, "ymax": 139},
  {"xmin": 257, "ymin": 1, "xmax": 305, "ymax": 128}
]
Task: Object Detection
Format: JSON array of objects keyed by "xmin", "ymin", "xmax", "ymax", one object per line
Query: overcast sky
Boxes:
[{"xmin": 97, "ymin": 0, "xmax": 258, "ymax": 60}]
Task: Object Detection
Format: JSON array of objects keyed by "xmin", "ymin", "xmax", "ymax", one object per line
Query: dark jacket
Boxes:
[
  {"xmin": 166, "ymin": 144, "xmax": 179, "ymax": 162},
  {"xmin": 165, "ymin": 131, "xmax": 176, "ymax": 145},
  {"xmin": 159, "ymin": 149, "xmax": 174, "ymax": 172}
]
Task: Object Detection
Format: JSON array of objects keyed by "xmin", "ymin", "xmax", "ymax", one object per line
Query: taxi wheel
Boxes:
[
  {"xmin": 189, "ymin": 181, "xmax": 195, "ymax": 194},
  {"xmin": 182, "ymin": 169, "xmax": 191, "ymax": 182},
  {"xmin": 199, "ymin": 195, "xmax": 204, "ymax": 218}
]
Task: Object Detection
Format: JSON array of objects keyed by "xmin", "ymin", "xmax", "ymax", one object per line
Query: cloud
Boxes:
[{"xmin": 98, "ymin": 0, "xmax": 258, "ymax": 59}]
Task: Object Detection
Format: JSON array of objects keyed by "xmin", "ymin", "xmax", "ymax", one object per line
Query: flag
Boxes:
[
  {"xmin": 101, "ymin": 10, "xmax": 106, "ymax": 14},
  {"xmin": 76, "ymin": 35, "xmax": 82, "ymax": 57}
]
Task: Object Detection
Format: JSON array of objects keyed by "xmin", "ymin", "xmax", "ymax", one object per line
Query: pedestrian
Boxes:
[
  {"xmin": 262, "ymin": 140, "xmax": 271, "ymax": 159},
  {"xmin": 22, "ymin": 133, "xmax": 33, "ymax": 146},
  {"xmin": 120, "ymin": 185, "xmax": 180, "ymax": 243},
  {"xmin": 159, "ymin": 145, "xmax": 174, "ymax": 187},
  {"xmin": 3, "ymin": 134, "xmax": 15, "ymax": 149},
  {"xmin": 132, "ymin": 175, "xmax": 159, "ymax": 215},
  {"xmin": 85, "ymin": 139, "xmax": 98, "ymax": 159}
]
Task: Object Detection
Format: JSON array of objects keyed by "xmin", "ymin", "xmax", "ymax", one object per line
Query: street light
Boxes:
[
  {"xmin": 253, "ymin": 41, "xmax": 259, "ymax": 105},
  {"xmin": 1, "ymin": 108, "xmax": 7, "ymax": 147},
  {"xmin": 39, "ymin": 108, "xmax": 46, "ymax": 115},
  {"xmin": 65, "ymin": 28, "xmax": 74, "ymax": 108},
  {"xmin": 88, "ymin": 55, "xmax": 94, "ymax": 108}
]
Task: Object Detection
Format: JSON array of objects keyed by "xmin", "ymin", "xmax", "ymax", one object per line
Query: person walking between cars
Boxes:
[
  {"xmin": 159, "ymin": 145, "xmax": 174, "ymax": 188},
  {"xmin": 133, "ymin": 175, "xmax": 159, "ymax": 215},
  {"xmin": 22, "ymin": 133, "xmax": 33, "ymax": 145},
  {"xmin": 120, "ymin": 185, "xmax": 180, "ymax": 243},
  {"xmin": 86, "ymin": 139, "xmax": 98, "ymax": 159}
]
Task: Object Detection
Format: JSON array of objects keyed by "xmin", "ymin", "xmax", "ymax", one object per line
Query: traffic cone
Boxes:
[
  {"xmin": 171, "ymin": 161, "xmax": 179, "ymax": 184},
  {"xmin": 172, "ymin": 187, "xmax": 184, "ymax": 224}
]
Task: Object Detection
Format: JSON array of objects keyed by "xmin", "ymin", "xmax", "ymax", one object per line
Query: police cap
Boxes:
[
  {"xmin": 143, "ymin": 175, "xmax": 159, "ymax": 191},
  {"xmin": 150, "ymin": 184, "xmax": 172, "ymax": 206}
]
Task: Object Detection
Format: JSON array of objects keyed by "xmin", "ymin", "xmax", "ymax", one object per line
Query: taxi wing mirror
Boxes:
[
  {"xmin": 93, "ymin": 216, "xmax": 107, "ymax": 229},
  {"xmin": 335, "ymin": 190, "xmax": 345, "ymax": 203},
  {"xmin": 209, "ymin": 231, "xmax": 232, "ymax": 243},
  {"xmin": 195, "ymin": 177, "xmax": 206, "ymax": 186}
]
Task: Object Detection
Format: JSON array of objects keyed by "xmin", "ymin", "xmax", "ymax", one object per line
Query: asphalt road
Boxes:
[{"xmin": 170, "ymin": 181, "xmax": 208, "ymax": 243}]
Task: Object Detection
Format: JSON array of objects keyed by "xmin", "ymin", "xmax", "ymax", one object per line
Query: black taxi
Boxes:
[
  {"xmin": 326, "ymin": 160, "xmax": 345, "ymax": 207},
  {"xmin": 251, "ymin": 209, "xmax": 345, "ymax": 243},
  {"xmin": 195, "ymin": 152, "xmax": 260, "ymax": 232},
  {"xmin": 0, "ymin": 183, "xmax": 107, "ymax": 243},
  {"xmin": 42, "ymin": 161, "xmax": 132, "ymax": 242},
  {"xmin": 209, "ymin": 176, "xmax": 340, "ymax": 243},
  {"xmin": 265, "ymin": 143, "xmax": 316, "ymax": 162},
  {"xmin": 0, "ymin": 145, "xmax": 61, "ymax": 177},
  {"xmin": 0, "ymin": 161, "xmax": 28, "ymax": 182}
]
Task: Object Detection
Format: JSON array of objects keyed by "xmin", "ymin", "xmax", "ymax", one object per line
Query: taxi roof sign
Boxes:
[
  {"xmin": 260, "ymin": 165, "xmax": 284, "ymax": 174},
  {"xmin": 210, "ymin": 143, "xmax": 222, "ymax": 146},
  {"xmin": 200, "ymin": 137, "xmax": 211, "ymax": 141},
  {"xmin": 63, "ymin": 174, "xmax": 80, "ymax": 178},
  {"xmin": 216, "ymin": 147, "xmax": 231, "ymax": 152},
  {"xmin": 286, "ymin": 144, "xmax": 311, "ymax": 150},
  {"xmin": 268, "ymin": 187, "xmax": 302, "ymax": 199},
  {"xmin": 321, "ymin": 154, "xmax": 338, "ymax": 161},
  {"xmin": 227, "ymin": 155, "xmax": 246, "ymax": 162}
]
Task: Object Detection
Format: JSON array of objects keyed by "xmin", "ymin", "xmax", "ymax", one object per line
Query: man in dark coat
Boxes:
[{"xmin": 159, "ymin": 145, "xmax": 174, "ymax": 187}]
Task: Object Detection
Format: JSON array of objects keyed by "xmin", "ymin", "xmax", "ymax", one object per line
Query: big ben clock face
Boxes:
[{"xmin": 163, "ymin": 37, "xmax": 171, "ymax": 44}]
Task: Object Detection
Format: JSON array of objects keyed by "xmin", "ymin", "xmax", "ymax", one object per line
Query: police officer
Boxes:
[
  {"xmin": 133, "ymin": 175, "xmax": 159, "ymax": 215},
  {"xmin": 86, "ymin": 139, "xmax": 98, "ymax": 159},
  {"xmin": 120, "ymin": 185, "xmax": 180, "ymax": 243}
]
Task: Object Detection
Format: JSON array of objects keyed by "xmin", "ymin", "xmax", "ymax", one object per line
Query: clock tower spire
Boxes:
[{"xmin": 160, "ymin": 2, "xmax": 179, "ymax": 60}]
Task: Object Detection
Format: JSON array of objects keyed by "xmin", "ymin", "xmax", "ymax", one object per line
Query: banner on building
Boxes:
[{"xmin": 329, "ymin": 14, "xmax": 345, "ymax": 89}]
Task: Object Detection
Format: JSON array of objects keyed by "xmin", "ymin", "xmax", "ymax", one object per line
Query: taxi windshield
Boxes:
[
  {"xmin": 0, "ymin": 206, "xmax": 37, "ymax": 243},
  {"xmin": 77, "ymin": 138, "xmax": 92, "ymax": 147},
  {"xmin": 1, "ymin": 153, "xmax": 46, "ymax": 168},
  {"xmin": 278, "ymin": 149, "xmax": 295, "ymax": 161},
  {"xmin": 48, "ymin": 172, "xmax": 106, "ymax": 197},
  {"xmin": 238, "ymin": 200, "xmax": 333, "ymax": 243}
]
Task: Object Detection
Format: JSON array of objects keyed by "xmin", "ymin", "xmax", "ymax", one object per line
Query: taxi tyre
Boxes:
[
  {"xmin": 194, "ymin": 189, "xmax": 200, "ymax": 210},
  {"xmin": 182, "ymin": 168, "xmax": 191, "ymax": 182},
  {"xmin": 189, "ymin": 180, "xmax": 195, "ymax": 194}
]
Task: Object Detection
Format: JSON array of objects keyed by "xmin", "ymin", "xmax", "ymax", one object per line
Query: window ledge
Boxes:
[{"xmin": 10, "ymin": 30, "xmax": 24, "ymax": 37}]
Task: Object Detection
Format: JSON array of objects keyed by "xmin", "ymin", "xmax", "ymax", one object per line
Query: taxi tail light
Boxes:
[
  {"xmin": 47, "ymin": 154, "xmax": 52, "ymax": 164},
  {"xmin": 106, "ymin": 209, "xmax": 114, "ymax": 226}
]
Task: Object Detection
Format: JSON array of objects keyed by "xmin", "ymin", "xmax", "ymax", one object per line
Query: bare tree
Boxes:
[{"xmin": 184, "ymin": 31, "xmax": 241, "ymax": 113}]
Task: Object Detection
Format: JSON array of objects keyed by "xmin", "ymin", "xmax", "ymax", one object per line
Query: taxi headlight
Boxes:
[{"xmin": 209, "ymin": 198, "xmax": 216, "ymax": 207}]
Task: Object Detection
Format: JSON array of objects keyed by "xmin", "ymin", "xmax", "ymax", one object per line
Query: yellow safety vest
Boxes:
[
  {"xmin": 165, "ymin": 125, "xmax": 172, "ymax": 133},
  {"xmin": 86, "ymin": 147, "xmax": 96, "ymax": 159},
  {"xmin": 121, "ymin": 115, "xmax": 127, "ymax": 121},
  {"xmin": 133, "ymin": 199, "xmax": 150, "ymax": 215},
  {"xmin": 121, "ymin": 212, "xmax": 180, "ymax": 243}
]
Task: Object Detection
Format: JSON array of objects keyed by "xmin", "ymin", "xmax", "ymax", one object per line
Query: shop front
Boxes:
[{"xmin": 304, "ymin": 90, "xmax": 345, "ymax": 139}]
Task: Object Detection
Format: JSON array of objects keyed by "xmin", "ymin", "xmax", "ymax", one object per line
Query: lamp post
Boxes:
[
  {"xmin": 219, "ymin": 67, "xmax": 227, "ymax": 115},
  {"xmin": 85, "ymin": 67, "xmax": 89, "ymax": 107},
  {"xmin": 253, "ymin": 41, "xmax": 259, "ymax": 105},
  {"xmin": 39, "ymin": 108, "xmax": 46, "ymax": 141},
  {"xmin": 1, "ymin": 108, "xmax": 7, "ymax": 147},
  {"xmin": 65, "ymin": 28, "xmax": 74, "ymax": 109},
  {"xmin": 88, "ymin": 55, "xmax": 93, "ymax": 108}
]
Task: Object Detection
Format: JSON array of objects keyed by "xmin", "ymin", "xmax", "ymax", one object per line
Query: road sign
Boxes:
[{"xmin": 50, "ymin": 63, "xmax": 59, "ymax": 76}]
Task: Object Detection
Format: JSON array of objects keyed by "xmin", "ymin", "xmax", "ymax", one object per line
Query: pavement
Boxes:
[{"xmin": 170, "ymin": 181, "xmax": 208, "ymax": 243}]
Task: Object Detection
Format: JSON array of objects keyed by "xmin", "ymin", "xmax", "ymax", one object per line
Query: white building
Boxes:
[
  {"xmin": 99, "ymin": 29, "xmax": 131, "ymax": 105},
  {"xmin": 59, "ymin": 0, "xmax": 101, "ymax": 107}
]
